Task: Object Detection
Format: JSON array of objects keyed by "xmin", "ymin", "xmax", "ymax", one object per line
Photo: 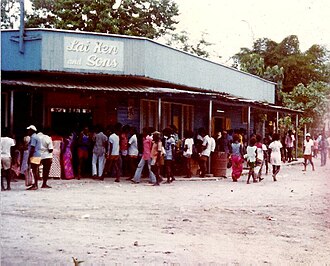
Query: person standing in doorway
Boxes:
[
  {"xmin": 38, "ymin": 128, "xmax": 53, "ymax": 188},
  {"xmin": 303, "ymin": 133, "xmax": 315, "ymax": 171},
  {"xmin": 1, "ymin": 128, "xmax": 16, "ymax": 191}
]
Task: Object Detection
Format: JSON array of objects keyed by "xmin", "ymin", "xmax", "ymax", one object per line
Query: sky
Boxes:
[
  {"xmin": 172, "ymin": 0, "xmax": 330, "ymax": 65},
  {"xmin": 20, "ymin": 0, "xmax": 330, "ymax": 66}
]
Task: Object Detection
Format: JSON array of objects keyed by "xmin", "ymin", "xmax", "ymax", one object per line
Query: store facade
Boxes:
[{"xmin": 1, "ymin": 29, "xmax": 300, "ymax": 141}]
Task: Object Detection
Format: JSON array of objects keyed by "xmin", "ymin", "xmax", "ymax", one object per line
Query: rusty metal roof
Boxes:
[{"xmin": 1, "ymin": 79, "xmax": 302, "ymax": 114}]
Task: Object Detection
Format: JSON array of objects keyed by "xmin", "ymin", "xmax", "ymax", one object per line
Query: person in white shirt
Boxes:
[
  {"xmin": 269, "ymin": 133, "xmax": 283, "ymax": 182},
  {"xmin": 183, "ymin": 130, "xmax": 194, "ymax": 178},
  {"xmin": 37, "ymin": 128, "xmax": 54, "ymax": 188},
  {"xmin": 198, "ymin": 128, "xmax": 211, "ymax": 178},
  {"xmin": 245, "ymin": 137, "xmax": 258, "ymax": 184},
  {"xmin": 303, "ymin": 133, "xmax": 315, "ymax": 171},
  {"xmin": 1, "ymin": 128, "xmax": 16, "ymax": 191},
  {"xmin": 127, "ymin": 127, "xmax": 139, "ymax": 180},
  {"xmin": 107, "ymin": 124, "xmax": 121, "ymax": 182}
]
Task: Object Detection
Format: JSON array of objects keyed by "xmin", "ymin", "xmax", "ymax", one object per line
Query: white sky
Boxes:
[
  {"xmin": 173, "ymin": 0, "xmax": 330, "ymax": 65},
  {"xmin": 21, "ymin": 0, "xmax": 330, "ymax": 66}
]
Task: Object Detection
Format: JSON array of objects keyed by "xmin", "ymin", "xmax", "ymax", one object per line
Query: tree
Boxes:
[
  {"xmin": 281, "ymin": 81, "xmax": 330, "ymax": 129},
  {"xmin": 25, "ymin": 0, "xmax": 179, "ymax": 39},
  {"xmin": 233, "ymin": 35, "xmax": 330, "ymax": 93},
  {"xmin": 1, "ymin": 0, "xmax": 19, "ymax": 29},
  {"xmin": 165, "ymin": 31, "xmax": 216, "ymax": 59}
]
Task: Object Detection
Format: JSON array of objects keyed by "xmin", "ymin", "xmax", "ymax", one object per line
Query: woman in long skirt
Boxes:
[
  {"xmin": 49, "ymin": 135, "xmax": 63, "ymax": 179},
  {"xmin": 62, "ymin": 134, "xmax": 75, "ymax": 180},
  {"xmin": 230, "ymin": 134, "xmax": 244, "ymax": 182}
]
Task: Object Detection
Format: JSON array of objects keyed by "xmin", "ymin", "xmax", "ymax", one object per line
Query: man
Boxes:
[
  {"xmin": 132, "ymin": 127, "xmax": 156, "ymax": 184},
  {"xmin": 303, "ymin": 133, "xmax": 315, "ymax": 171},
  {"xmin": 38, "ymin": 128, "xmax": 53, "ymax": 188},
  {"xmin": 1, "ymin": 128, "xmax": 16, "ymax": 191},
  {"xmin": 198, "ymin": 128, "xmax": 211, "ymax": 178},
  {"xmin": 27, "ymin": 125, "xmax": 42, "ymax": 190},
  {"xmin": 92, "ymin": 125, "xmax": 108, "ymax": 179},
  {"xmin": 107, "ymin": 123, "xmax": 121, "ymax": 182}
]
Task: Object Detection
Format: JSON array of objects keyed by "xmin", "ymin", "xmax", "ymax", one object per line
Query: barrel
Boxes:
[{"xmin": 211, "ymin": 152, "xmax": 227, "ymax": 177}]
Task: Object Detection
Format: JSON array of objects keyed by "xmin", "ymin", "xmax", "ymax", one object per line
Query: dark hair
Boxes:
[
  {"xmin": 233, "ymin": 133, "xmax": 240, "ymax": 142},
  {"xmin": 256, "ymin": 134, "xmax": 262, "ymax": 142},
  {"xmin": 272, "ymin": 133, "xmax": 280, "ymax": 141},
  {"xmin": 249, "ymin": 137, "xmax": 257, "ymax": 146}
]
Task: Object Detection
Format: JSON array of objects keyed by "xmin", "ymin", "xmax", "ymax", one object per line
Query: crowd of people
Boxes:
[{"xmin": 1, "ymin": 123, "xmax": 330, "ymax": 191}]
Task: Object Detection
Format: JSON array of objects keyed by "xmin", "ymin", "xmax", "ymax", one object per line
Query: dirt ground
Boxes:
[{"xmin": 1, "ymin": 158, "xmax": 330, "ymax": 265}]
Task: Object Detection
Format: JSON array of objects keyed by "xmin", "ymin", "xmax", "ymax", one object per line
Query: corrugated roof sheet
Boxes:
[{"xmin": 1, "ymin": 79, "xmax": 301, "ymax": 114}]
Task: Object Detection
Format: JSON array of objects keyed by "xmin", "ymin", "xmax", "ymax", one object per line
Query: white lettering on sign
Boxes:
[
  {"xmin": 66, "ymin": 40, "xmax": 90, "ymax": 53},
  {"xmin": 93, "ymin": 42, "xmax": 119, "ymax": 55},
  {"xmin": 64, "ymin": 36, "xmax": 124, "ymax": 71},
  {"xmin": 87, "ymin": 55, "xmax": 118, "ymax": 68}
]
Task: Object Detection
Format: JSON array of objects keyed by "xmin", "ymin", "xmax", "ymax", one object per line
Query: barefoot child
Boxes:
[
  {"xmin": 245, "ymin": 137, "xmax": 258, "ymax": 184},
  {"xmin": 269, "ymin": 133, "xmax": 283, "ymax": 181}
]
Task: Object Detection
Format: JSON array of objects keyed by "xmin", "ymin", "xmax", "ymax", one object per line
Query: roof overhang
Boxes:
[{"xmin": 1, "ymin": 78, "xmax": 302, "ymax": 115}]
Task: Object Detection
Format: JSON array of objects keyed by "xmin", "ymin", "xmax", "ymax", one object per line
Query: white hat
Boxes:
[
  {"xmin": 306, "ymin": 133, "xmax": 311, "ymax": 137},
  {"xmin": 27, "ymin": 125, "xmax": 37, "ymax": 131}
]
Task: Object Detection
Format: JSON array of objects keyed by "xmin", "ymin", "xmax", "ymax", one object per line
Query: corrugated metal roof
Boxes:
[{"xmin": 1, "ymin": 79, "xmax": 301, "ymax": 114}]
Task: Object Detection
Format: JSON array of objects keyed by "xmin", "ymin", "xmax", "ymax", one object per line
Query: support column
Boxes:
[
  {"xmin": 295, "ymin": 114, "xmax": 299, "ymax": 160},
  {"xmin": 19, "ymin": 0, "xmax": 25, "ymax": 53},
  {"xmin": 247, "ymin": 106, "xmax": 251, "ymax": 141},
  {"xmin": 276, "ymin": 112, "xmax": 279, "ymax": 133},
  {"xmin": 158, "ymin": 97, "xmax": 161, "ymax": 131},
  {"xmin": 208, "ymin": 100, "xmax": 213, "ymax": 174},
  {"xmin": 10, "ymin": 90, "xmax": 14, "ymax": 135}
]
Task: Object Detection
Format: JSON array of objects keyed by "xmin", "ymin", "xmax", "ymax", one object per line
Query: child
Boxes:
[
  {"xmin": 245, "ymin": 137, "xmax": 258, "ymax": 184},
  {"xmin": 269, "ymin": 133, "xmax": 283, "ymax": 181},
  {"xmin": 163, "ymin": 128, "xmax": 176, "ymax": 183},
  {"xmin": 255, "ymin": 134, "xmax": 266, "ymax": 181},
  {"xmin": 182, "ymin": 130, "xmax": 194, "ymax": 178}
]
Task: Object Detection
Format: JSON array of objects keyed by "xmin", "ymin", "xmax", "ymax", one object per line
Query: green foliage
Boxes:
[
  {"xmin": 233, "ymin": 35, "xmax": 330, "ymax": 93},
  {"xmin": 165, "ymin": 31, "xmax": 216, "ymax": 58},
  {"xmin": 26, "ymin": 0, "xmax": 179, "ymax": 39},
  {"xmin": 282, "ymin": 81, "xmax": 330, "ymax": 128},
  {"xmin": 1, "ymin": 0, "xmax": 19, "ymax": 29}
]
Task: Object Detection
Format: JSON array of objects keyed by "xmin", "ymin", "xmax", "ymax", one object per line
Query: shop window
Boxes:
[
  {"xmin": 242, "ymin": 107, "xmax": 248, "ymax": 124},
  {"xmin": 141, "ymin": 99, "xmax": 194, "ymax": 135}
]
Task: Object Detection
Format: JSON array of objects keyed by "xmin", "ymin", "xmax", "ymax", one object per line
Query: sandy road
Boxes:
[{"xmin": 1, "ymin": 158, "xmax": 330, "ymax": 265}]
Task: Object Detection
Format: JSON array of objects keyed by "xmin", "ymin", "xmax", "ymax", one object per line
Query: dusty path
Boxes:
[{"xmin": 1, "ymin": 159, "xmax": 330, "ymax": 265}]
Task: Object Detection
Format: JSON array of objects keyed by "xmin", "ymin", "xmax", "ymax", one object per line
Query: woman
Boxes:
[
  {"xmin": 62, "ymin": 134, "xmax": 75, "ymax": 180},
  {"xmin": 230, "ymin": 134, "xmax": 244, "ymax": 182},
  {"xmin": 269, "ymin": 133, "xmax": 283, "ymax": 181},
  {"xmin": 49, "ymin": 133, "xmax": 63, "ymax": 179},
  {"xmin": 150, "ymin": 131, "xmax": 163, "ymax": 186}
]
